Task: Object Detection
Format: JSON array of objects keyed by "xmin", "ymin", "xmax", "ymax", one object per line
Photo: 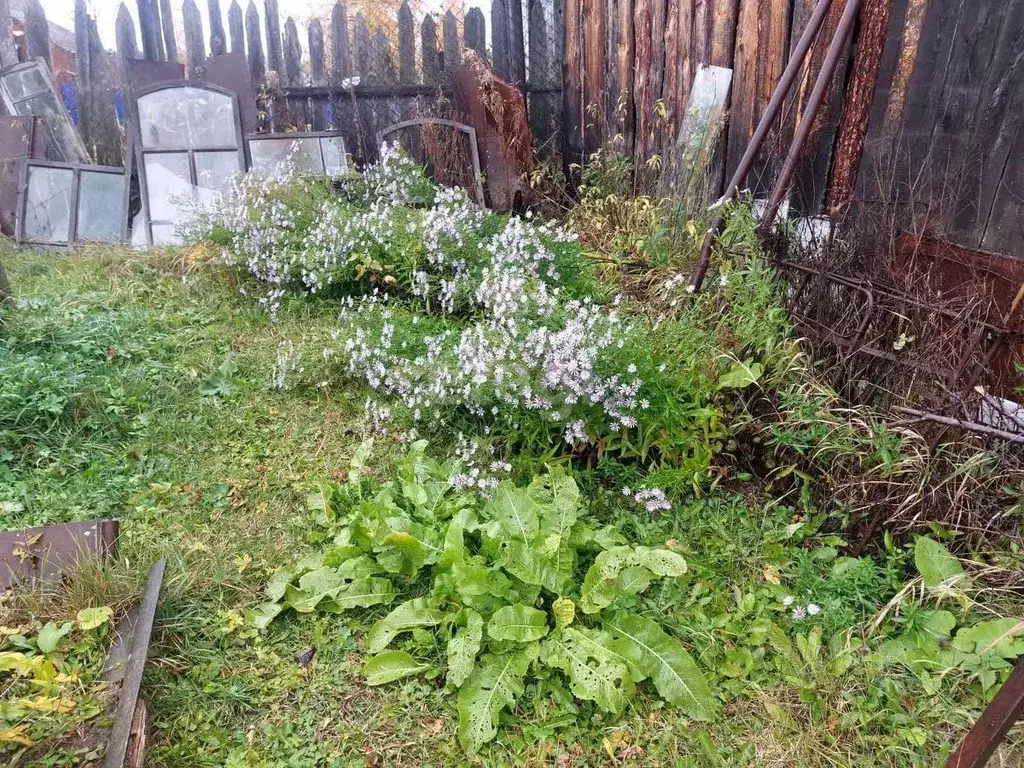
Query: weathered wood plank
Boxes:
[
  {"xmin": 228, "ymin": 0, "xmax": 244, "ymax": 56},
  {"xmin": 265, "ymin": 0, "xmax": 283, "ymax": 76},
  {"xmin": 159, "ymin": 0, "xmax": 177, "ymax": 61},
  {"xmin": 208, "ymin": 0, "xmax": 227, "ymax": 56},
  {"xmin": 309, "ymin": 19, "xmax": 326, "ymax": 84},
  {"xmin": 331, "ymin": 1, "xmax": 350, "ymax": 80},
  {"xmin": 422, "ymin": 15, "xmax": 439, "ymax": 84},
  {"xmin": 136, "ymin": 0, "xmax": 163, "ymax": 60},
  {"xmin": 374, "ymin": 28, "xmax": 396, "ymax": 85},
  {"xmin": 827, "ymin": 0, "xmax": 895, "ymax": 218},
  {"xmin": 648, "ymin": 0, "xmax": 665, "ymax": 123},
  {"xmin": 528, "ymin": 0, "xmax": 555, "ymax": 146},
  {"xmin": 24, "ymin": 0, "xmax": 51, "ymax": 68},
  {"xmin": 245, "ymin": 0, "xmax": 265, "ymax": 84},
  {"xmin": 74, "ymin": 0, "xmax": 93, "ymax": 147},
  {"xmin": 661, "ymin": 0, "xmax": 681, "ymax": 159},
  {"xmin": 492, "ymin": 0, "xmax": 510, "ymax": 79},
  {"xmin": 283, "ymin": 17, "xmax": 302, "ymax": 85},
  {"xmin": 0, "ymin": 0, "xmax": 18, "ymax": 67},
  {"xmin": 508, "ymin": 0, "xmax": 527, "ymax": 87},
  {"xmin": 183, "ymin": 0, "xmax": 206, "ymax": 78},
  {"xmin": 725, "ymin": 0, "xmax": 788, "ymax": 195},
  {"xmin": 465, "ymin": 8, "xmax": 487, "ymax": 61},
  {"xmin": 693, "ymin": 0, "xmax": 710, "ymax": 64},
  {"xmin": 354, "ymin": 13, "xmax": 371, "ymax": 78},
  {"xmin": 614, "ymin": 0, "xmax": 634, "ymax": 148},
  {"xmin": 562, "ymin": 0, "xmax": 584, "ymax": 167},
  {"xmin": 86, "ymin": 16, "xmax": 121, "ymax": 165},
  {"xmin": 398, "ymin": 2, "xmax": 415, "ymax": 84},
  {"xmin": 443, "ymin": 11, "xmax": 460, "ymax": 73},
  {"xmin": 581, "ymin": 0, "xmax": 605, "ymax": 152},
  {"xmin": 632, "ymin": 0, "xmax": 652, "ymax": 161},
  {"xmin": 116, "ymin": 2, "xmax": 140, "ymax": 75},
  {"xmin": 709, "ymin": 0, "xmax": 738, "ymax": 68}
]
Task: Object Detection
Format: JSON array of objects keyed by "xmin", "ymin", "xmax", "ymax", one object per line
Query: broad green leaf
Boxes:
[
  {"xmin": 501, "ymin": 539, "xmax": 571, "ymax": 595},
  {"xmin": 488, "ymin": 481, "xmax": 539, "ymax": 541},
  {"xmin": 457, "ymin": 646, "xmax": 536, "ymax": 753},
  {"xmin": 76, "ymin": 606, "xmax": 113, "ymax": 631},
  {"xmin": 363, "ymin": 650, "xmax": 431, "ymax": 685},
  {"xmin": 349, "ymin": 439, "xmax": 374, "ymax": 484},
  {"xmin": 602, "ymin": 610, "xmax": 716, "ymax": 720},
  {"xmin": 306, "ymin": 481, "xmax": 339, "ymax": 525},
  {"xmin": 915, "ymin": 537, "xmax": 966, "ymax": 590},
  {"xmin": 366, "ymin": 598, "xmax": 445, "ymax": 654},
  {"xmin": 286, "ymin": 567, "xmax": 347, "ymax": 612},
  {"xmin": 953, "ymin": 619, "xmax": 1024, "ymax": 658},
  {"xmin": 265, "ymin": 567, "xmax": 296, "ymax": 602},
  {"xmin": 717, "ymin": 360, "xmax": 763, "ymax": 389},
  {"xmin": 488, "ymin": 604, "xmax": 549, "ymax": 643},
  {"xmin": 36, "ymin": 622, "xmax": 73, "ymax": 655},
  {"xmin": 246, "ymin": 601, "xmax": 284, "ymax": 629},
  {"xmin": 541, "ymin": 627, "xmax": 635, "ymax": 714},
  {"xmin": 447, "ymin": 609, "xmax": 483, "ymax": 688},
  {"xmin": 327, "ymin": 577, "xmax": 396, "ymax": 611},
  {"xmin": 377, "ymin": 530, "xmax": 432, "ymax": 576},
  {"xmin": 580, "ymin": 546, "xmax": 687, "ymax": 613},
  {"xmin": 552, "ymin": 598, "xmax": 575, "ymax": 630},
  {"xmin": 535, "ymin": 470, "xmax": 580, "ymax": 541}
]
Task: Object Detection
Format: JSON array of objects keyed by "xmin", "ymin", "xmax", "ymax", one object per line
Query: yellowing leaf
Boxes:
[
  {"xmin": 0, "ymin": 724, "xmax": 33, "ymax": 746},
  {"xmin": 77, "ymin": 605, "xmax": 114, "ymax": 631},
  {"xmin": 18, "ymin": 695, "xmax": 76, "ymax": 713},
  {"xmin": 762, "ymin": 564, "xmax": 781, "ymax": 585}
]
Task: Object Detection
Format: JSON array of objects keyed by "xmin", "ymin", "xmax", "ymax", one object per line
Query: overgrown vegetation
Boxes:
[{"xmin": 1, "ymin": 149, "xmax": 1023, "ymax": 765}]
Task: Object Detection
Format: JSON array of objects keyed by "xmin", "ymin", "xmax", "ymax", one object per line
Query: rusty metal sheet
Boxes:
[
  {"xmin": 103, "ymin": 559, "xmax": 166, "ymax": 768},
  {"xmin": 0, "ymin": 519, "xmax": 119, "ymax": 591},
  {"xmin": 125, "ymin": 59, "xmax": 185, "ymax": 93}
]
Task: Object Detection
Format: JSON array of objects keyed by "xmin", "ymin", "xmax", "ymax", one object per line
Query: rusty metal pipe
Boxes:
[
  {"xmin": 757, "ymin": 0, "xmax": 863, "ymax": 236},
  {"xmin": 688, "ymin": 0, "xmax": 838, "ymax": 293}
]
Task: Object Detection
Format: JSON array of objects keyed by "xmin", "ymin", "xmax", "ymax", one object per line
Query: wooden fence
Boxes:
[{"xmin": 5, "ymin": 0, "xmax": 1024, "ymax": 257}]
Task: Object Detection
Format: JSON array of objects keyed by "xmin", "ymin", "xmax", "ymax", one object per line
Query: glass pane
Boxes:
[
  {"xmin": 76, "ymin": 171, "xmax": 126, "ymax": 242},
  {"xmin": 194, "ymin": 151, "xmax": 241, "ymax": 193},
  {"xmin": 143, "ymin": 152, "xmax": 192, "ymax": 222},
  {"xmin": 320, "ymin": 137, "xmax": 348, "ymax": 176},
  {"xmin": 19, "ymin": 93, "xmax": 73, "ymax": 161},
  {"xmin": 151, "ymin": 223, "xmax": 179, "ymax": 245},
  {"xmin": 2, "ymin": 66, "xmax": 48, "ymax": 101},
  {"xmin": 137, "ymin": 86, "xmax": 237, "ymax": 149},
  {"xmin": 249, "ymin": 138, "xmax": 323, "ymax": 177},
  {"xmin": 23, "ymin": 165, "xmax": 73, "ymax": 243}
]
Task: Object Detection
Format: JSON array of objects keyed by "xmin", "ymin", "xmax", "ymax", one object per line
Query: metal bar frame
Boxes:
[
  {"xmin": 130, "ymin": 80, "xmax": 245, "ymax": 245},
  {"xmin": 245, "ymin": 130, "xmax": 350, "ymax": 176},
  {"xmin": 377, "ymin": 118, "xmax": 486, "ymax": 207},
  {"xmin": 15, "ymin": 158, "xmax": 128, "ymax": 247}
]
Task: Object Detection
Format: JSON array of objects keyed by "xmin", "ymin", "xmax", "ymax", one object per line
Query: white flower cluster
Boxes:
[
  {"xmin": 781, "ymin": 595, "xmax": 822, "ymax": 620},
  {"xmin": 330, "ymin": 290, "xmax": 642, "ymax": 442},
  {"xmin": 449, "ymin": 433, "xmax": 511, "ymax": 495},
  {"xmin": 361, "ymin": 141, "xmax": 433, "ymax": 206},
  {"xmin": 622, "ymin": 486, "xmax": 672, "ymax": 512}
]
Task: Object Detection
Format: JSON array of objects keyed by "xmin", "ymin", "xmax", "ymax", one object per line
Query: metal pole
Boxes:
[
  {"xmin": 757, "ymin": 0, "xmax": 863, "ymax": 236},
  {"xmin": 688, "ymin": 0, "xmax": 838, "ymax": 293}
]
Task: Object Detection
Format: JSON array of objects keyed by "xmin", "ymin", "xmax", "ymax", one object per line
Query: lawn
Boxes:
[{"xmin": 2, "ymin": 153, "xmax": 1024, "ymax": 767}]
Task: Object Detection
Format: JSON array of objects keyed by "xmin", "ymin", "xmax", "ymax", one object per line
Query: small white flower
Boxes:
[
  {"xmin": 782, "ymin": 595, "xmax": 794, "ymax": 607},
  {"xmin": 791, "ymin": 606, "xmax": 807, "ymax": 620},
  {"xmin": 806, "ymin": 603, "xmax": 821, "ymax": 616},
  {"xmin": 621, "ymin": 487, "xmax": 632, "ymax": 497}
]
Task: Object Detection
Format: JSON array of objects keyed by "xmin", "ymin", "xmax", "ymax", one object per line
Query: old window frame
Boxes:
[
  {"xmin": 131, "ymin": 80, "xmax": 245, "ymax": 245},
  {"xmin": 15, "ymin": 159, "xmax": 129, "ymax": 247},
  {"xmin": 376, "ymin": 118, "xmax": 485, "ymax": 207},
  {"xmin": 245, "ymin": 131, "xmax": 350, "ymax": 177},
  {"xmin": 0, "ymin": 59, "xmax": 90, "ymax": 163}
]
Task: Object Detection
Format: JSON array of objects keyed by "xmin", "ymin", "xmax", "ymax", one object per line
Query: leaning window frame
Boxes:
[
  {"xmin": 15, "ymin": 158, "xmax": 129, "ymax": 247},
  {"xmin": 0, "ymin": 59, "xmax": 90, "ymax": 163},
  {"xmin": 245, "ymin": 130, "xmax": 350, "ymax": 177},
  {"xmin": 376, "ymin": 118, "xmax": 485, "ymax": 207},
  {"xmin": 131, "ymin": 80, "xmax": 245, "ymax": 245}
]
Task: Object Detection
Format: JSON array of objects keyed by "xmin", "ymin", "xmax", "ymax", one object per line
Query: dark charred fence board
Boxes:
[{"xmin": 245, "ymin": 0, "xmax": 265, "ymax": 85}]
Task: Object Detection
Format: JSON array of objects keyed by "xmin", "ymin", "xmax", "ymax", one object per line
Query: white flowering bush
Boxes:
[{"xmin": 188, "ymin": 147, "xmax": 796, "ymax": 486}]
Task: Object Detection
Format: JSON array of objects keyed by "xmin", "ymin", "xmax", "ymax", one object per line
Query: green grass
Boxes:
[{"xmin": 2, "ymin": 246, "xmax": 1023, "ymax": 767}]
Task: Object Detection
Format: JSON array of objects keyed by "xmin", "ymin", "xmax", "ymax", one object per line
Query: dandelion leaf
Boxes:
[{"xmin": 457, "ymin": 646, "xmax": 536, "ymax": 753}]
